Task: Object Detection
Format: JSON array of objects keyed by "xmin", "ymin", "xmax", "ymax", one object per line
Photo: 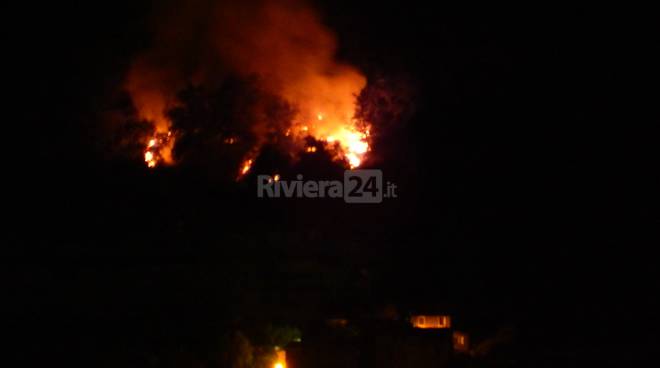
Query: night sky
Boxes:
[{"xmin": 8, "ymin": 1, "xmax": 659, "ymax": 367}]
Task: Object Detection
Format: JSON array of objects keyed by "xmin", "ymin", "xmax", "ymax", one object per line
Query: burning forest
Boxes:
[
  {"xmin": 15, "ymin": 0, "xmax": 647, "ymax": 367},
  {"xmin": 120, "ymin": 0, "xmax": 395, "ymax": 179}
]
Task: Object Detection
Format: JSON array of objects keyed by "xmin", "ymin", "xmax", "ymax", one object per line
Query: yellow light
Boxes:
[
  {"xmin": 274, "ymin": 349, "xmax": 286, "ymax": 368},
  {"xmin": 144, "ymin": 151, "xmax": 154, "ymax": 162},
  {"xmin": 240, "ymin": 159, "xmax": 253, "ymax": 175},
  {"xmin": 147, "ymin": 139, "xmax": 157, "ymax": 148},
  {"xmin": 317, "ymin": 113, "xmax": 323, "ymax": 120},
  {"xmin": 411, "ymin": 315, "xmax": 451, "ymax": 329},
  {"xmin": 346, "ymin": 153, "xmax": 361, "ymax": 169}
]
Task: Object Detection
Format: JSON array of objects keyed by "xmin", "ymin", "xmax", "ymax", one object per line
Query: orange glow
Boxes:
[
  {"xmin": 214, "ymin": 0, "xmax": 371, "ymax": 169},
  {"xmin": 326, "ymin": 318, "xmax": 349, "ymax": 328},
  {"xmin": 273, "ymin": 349, "xmax": 286, "ymax": 368},
  {"xmin": 239, "ymin": 159, "xmax": 253, "ymax": 177},
  {"xmin": 125, "ymin": 54, "xmax": 178, "ymax": 169},
  {"xmin": 320, "ymin": 125, "xmax": 370, "ymax": 168},
  {"xmin": 453, "ymin": 331, "xmax": 469, "ymax": 352},
  {"xmin": 346, "ymin": 153, "xmax": 361, "ymax": 169},
  {"xmin": 124, "ymin": 0, "xmax": 373, "ymax": 171},
  {"xmin": 143, "ymin": 131, "xmax": 174, "ymax": 169},
  {"xmin": 411, "ymin": 315, "xmax": 451, "ymax": 329},
  {"xmin": 291, "ymin": 120, "xmax": 370, "ymax": 168},
  {"xmin": 267, "ymin": 174, "xmax": 281, "ymax": 184}
]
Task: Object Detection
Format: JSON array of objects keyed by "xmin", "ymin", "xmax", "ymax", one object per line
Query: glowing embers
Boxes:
[
  {"xmin": 144, "ymin": 131, "xmax": 174, "ymax": 168},
  {"xmin": 270, "ymin": 174, "xmax": 281, "ymax": 183},
  {"xmin": 238, "ymin": 158, "xmax": 253, "ymax": 178},
  {"xmin": 410, "ymin": 315, "xmax": 451, "ymax": 329}
]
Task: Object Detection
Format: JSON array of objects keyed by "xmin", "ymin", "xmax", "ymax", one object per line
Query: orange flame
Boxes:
[
  {"xmin": 238, "ymin": 158, "xmax": 253, "ymax": 178},
  {"xmin": 214, "ymin": 1, "xmax": 371, "ymax": 169},
  {"xmin": 295, "ymin": 118, "xmax": 371, "ymax": 168},
  {"xmin": 143, "ymin": 131, "xmax": 174, "ymax": 169},
  {"xmin": 125, "ymin": 0, "xmax": 372, "ymax": 172}
]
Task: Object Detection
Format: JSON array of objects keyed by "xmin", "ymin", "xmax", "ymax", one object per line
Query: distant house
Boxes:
[
  {"xmin": 288, "ymin": 311, "xmax": 469, "ymax": 367},
  {"xmin": 410, "ymin": 314, "xmax": 470, "ymax": 355}
]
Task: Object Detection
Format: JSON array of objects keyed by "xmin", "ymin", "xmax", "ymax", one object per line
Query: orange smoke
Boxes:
[
  {"xmin": 124, "ymin": 0, "xmax": 370, "ymax": 171},
  {"xmin": 125, "ymin": 56, "xmax": 178, "ymax": 168},
  {"xmin": 214, "ymin": 1, "xmax": 369, "ymax": 170}
]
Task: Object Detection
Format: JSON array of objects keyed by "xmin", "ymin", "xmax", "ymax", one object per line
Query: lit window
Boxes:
[
  {"xmin": 453, "ymin": 331, "xmax": 469, "ymax": 352},
  {"xmin": 411, "ymin": 315, "xmax": 451, "ymax": 329}
]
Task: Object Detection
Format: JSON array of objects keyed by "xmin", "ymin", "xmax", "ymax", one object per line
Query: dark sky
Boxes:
[{"xmin": 8, "ymin": 1, "xmax": 659, "ymax": 366}]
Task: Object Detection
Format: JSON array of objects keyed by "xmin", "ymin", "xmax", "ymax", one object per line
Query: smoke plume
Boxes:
[{"xmin": 124, "ymin": 0, "xmax": 369, "ymax": 171}]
